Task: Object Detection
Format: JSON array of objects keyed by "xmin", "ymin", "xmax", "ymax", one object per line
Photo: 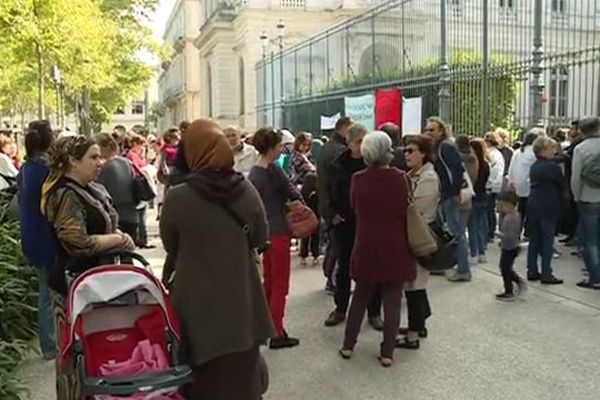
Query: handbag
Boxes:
[
  {"xmin": 418, "ymin": 214, "xmax": 458, "ymax": 272},
  {"xmin": 285, "ymin": 200, "xmax": 319, "ymax": 239},
  {"xmin": 403, "ymin": 175, "xmax": 438, "ymax": 258},
  {"xmin": 130, "ymin": 163, "xmax": 156, "ymax": 203}
]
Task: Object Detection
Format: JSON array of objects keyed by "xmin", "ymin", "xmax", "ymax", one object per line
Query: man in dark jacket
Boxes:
[
  {"xmin": 424, "ymin": 117, "xmax": 471, "ymax": 282},
  {"xmin": 317, "ymin": 117, "xmax": 353, "ymax": 292},
  {"xmin": 379, "ymin": 122, "xmax": 408, "ymax": 171}
]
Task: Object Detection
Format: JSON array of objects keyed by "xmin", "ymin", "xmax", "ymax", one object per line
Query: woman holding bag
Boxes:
[
  {"xmin": 248, "ymin": 127, "xmax": 302, "ymax": 350},
  {"xmin": 396, "ymin": 135, "xmax": 440, "ymax": 349},
  {"xmin": 339, "ymin": 131, "xmax": 415, "ymax": 367}
]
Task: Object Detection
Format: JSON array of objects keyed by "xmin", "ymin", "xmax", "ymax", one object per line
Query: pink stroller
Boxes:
[{"xmin": 55, "ymin": 252, "xmax": 192, "ymax": 399}]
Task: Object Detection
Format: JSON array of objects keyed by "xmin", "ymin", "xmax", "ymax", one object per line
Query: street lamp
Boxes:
[
  {"xmin": 276, "ymin": 19, "xmax": 285, "ymax": 127},
  {"xmin": 259, "ymin": 30, "xmax": 269, "ymax": 126},
  {"xmin": 51, "ymin": 65, "xmax": 62, "ymax": 128}
]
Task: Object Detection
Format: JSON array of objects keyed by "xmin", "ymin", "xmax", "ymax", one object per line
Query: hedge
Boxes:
[{"xmin": 0, "ymin": 193, "xmax": 38, "ymax": 400}]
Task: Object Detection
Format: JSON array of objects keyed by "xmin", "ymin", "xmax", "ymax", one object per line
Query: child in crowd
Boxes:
[
  {"xmin": 300, "ymin": 173, "xmax": 320, "ymax": 266},
  {"xmin": 496, "ymin": 191, "xmax": 527, "ymax": 301}
]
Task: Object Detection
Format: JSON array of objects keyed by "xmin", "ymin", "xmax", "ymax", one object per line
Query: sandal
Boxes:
[
  {"xmin": 398, "ymin": 327, "xmax": 428, "ymax": 338},
  {"xmin": 377, "ymin": 356, "xmax": 393, "ymax": 368},
  {"xmin": 395, "ymin": 338, "xmax": 420, "ymax": 350},
  {"xmin": 338, "ymin": 349, "xmax": 353, "ymax": 360}
]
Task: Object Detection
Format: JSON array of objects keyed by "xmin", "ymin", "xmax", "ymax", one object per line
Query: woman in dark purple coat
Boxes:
[{"xmin": 339, "ymin": 131, "xmax": 415, "ymax": 367}]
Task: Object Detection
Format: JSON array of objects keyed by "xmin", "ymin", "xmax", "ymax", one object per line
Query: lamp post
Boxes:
[
  {"xmin": 51, "ymin": 65, "xmax": 62, "ymax": 128},
  {"xmin": 260, "ymin": 30, "xmax": 269, "ymax": 126},
  {"xmin": 277, "ymin": 19, "xmax": 285, "ymax": 128}
]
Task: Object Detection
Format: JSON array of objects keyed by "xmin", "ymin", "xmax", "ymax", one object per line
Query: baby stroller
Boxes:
[{"xmin": 55, "ymin": 252, "xmax": 193, "ymax": 399}]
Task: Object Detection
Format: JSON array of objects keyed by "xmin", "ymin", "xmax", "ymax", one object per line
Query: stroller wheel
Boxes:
[{"xmin": 56, "ymin": 359, "xmax": 84, "ymax": 400}]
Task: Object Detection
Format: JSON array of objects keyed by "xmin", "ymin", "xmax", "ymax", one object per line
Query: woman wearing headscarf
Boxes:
[
  {"xmin": 42, "ymin": 135, "xmax": 136, "ymax": 296},
  {"xmin": 160, "ymin": 119, "xmax": 274, "ymax": 399},
  {"xmin": 41, "ymin": 135, "xmax": 136, "ymax": 398}
]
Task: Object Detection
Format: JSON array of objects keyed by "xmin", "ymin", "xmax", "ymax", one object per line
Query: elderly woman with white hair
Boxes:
[{"xmin": 339, "ymin": 131, "xmax": 415, "ymax": 367}]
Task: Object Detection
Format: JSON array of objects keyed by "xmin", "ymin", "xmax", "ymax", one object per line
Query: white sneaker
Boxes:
[
  {"xmin": 478, "ymin": 255, "xmax": 488, "ymax": 264},
  {"xmin": 469, "ymin": 256, "xmax": 478, "ymax": 265}
]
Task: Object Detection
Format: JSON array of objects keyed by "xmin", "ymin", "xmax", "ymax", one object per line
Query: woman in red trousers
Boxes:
[
  {"xmin": 339, "ymin": 131, "xmax": 416, "ymax": 367},
  {"xmin": 248, "ymin": 127, "xmax": 302, "ymax": 350}
]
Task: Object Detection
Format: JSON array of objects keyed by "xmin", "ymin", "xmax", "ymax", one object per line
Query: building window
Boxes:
[
  {"xmin": 449, "ymin": 0, "xmax": 462, "ymax": 16},
  {"xmin": 131, "ymin": 102, "xmax": 144, "ymax": 115},
  {"xmin": 551, "ymin": 0, "xmax": 566, "ymax": 13},
  {"xmin": 280, "ymin": 0, "xmax": 305, "ymax": 9},
  {"xmin": 115, "ymin": 106, "xmax": 125, "ymax": 115},
  {"xmin": 239, "ymin": 57, "xmax": 245, "ymax": 115},
  {"xmin": 499, "ymin": 0, "xmax": 514, "ymax": 9},
  {"xmin": 549, "ymin": 66, "xmax": 568, "ymax": 118},
  {"xmin": 207, "ymin": 63, "xmax": 213, "ymax": 117}
]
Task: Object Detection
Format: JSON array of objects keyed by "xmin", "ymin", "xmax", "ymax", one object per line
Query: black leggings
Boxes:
[
  {"xmin": 500, "ymin": 248, "xmax": 521, "ymax": 294},
  {"xmin": 405, "ymin": 290, "xmax": 431, "ymax": 332}
]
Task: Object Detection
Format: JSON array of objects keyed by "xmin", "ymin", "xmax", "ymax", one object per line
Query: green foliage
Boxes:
[
  {"xmin": 0, "ymin": 0, "xmax": 162, "ymax": 127},
  {"xmin": 0, "ymin": 193, "xmax": 39, "ymax": 400}
]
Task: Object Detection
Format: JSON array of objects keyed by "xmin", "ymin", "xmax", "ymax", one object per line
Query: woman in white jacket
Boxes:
[
  {"xmin": 485, "ymin": 132, "xmax": 505, "ymax": 240},
  {"xmin": 396, "ymin": 135, "xmax": 440, "ymax": 349},
  {"xmin": 507, "ymin": 132, "xmax": 539, "ymax": 237}
]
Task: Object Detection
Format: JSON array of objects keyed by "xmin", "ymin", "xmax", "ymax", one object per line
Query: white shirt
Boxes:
[
  {"xmin": 234, "ymin": 143, "xmax": 259, "ymax": 177},
  {"xmin": 486, "ymin": 147, "xmax": 505, "ymax": 194},
  {"xmin": 507, "ymin": 146, "xmax": 536, "ymax": 198},
  {"xmin": 0, "ymin": 153, "xmax": 18, "ymax": 191},
  {"xmin": 571, "ymin": 136, "xmax": 600, "ymax": 203}
]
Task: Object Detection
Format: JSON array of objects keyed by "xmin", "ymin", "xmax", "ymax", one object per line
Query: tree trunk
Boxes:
[{"xmin": 36, "ymin": 42, "xmax": 45, "ymax": 120}]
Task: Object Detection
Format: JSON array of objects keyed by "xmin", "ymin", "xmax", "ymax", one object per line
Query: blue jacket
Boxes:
[
  {"xmin": 17, "ymin": 154, "xmax": 56, "ymax": 270},
  {"xmin": 434, "ymin": 140, "xmax": 465, "ymax": 201},
  {"xmin": 528, "ymin": 158, "xmax": 565, "ymax": 220}
]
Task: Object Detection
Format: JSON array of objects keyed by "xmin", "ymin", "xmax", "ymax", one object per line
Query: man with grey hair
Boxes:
[
  {"xmin": 571, "ymin": 117, "xmax": 600, "ymax": 289},
  {"xmin": 324, "ymin": 124, "xmax": 383, "ymax": 330},
  {"xmin": 224, "ymin": 125, "xmax": 258, "ymax": 176}
]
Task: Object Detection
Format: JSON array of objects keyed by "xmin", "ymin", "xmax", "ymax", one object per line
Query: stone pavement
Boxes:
[{"xmin": 19, "ymin": 224, "xmax": 600, "ymax": 400}]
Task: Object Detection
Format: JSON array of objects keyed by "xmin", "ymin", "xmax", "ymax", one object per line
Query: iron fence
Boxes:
[{"xmin": 256, "ymin": 0, "xmax": 600, "ymax": 137}]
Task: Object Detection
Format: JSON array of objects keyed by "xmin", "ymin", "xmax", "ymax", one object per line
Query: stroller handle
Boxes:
[{"xmin": 103, "ymin": 251, "xmax": 151, "ymax": 269}]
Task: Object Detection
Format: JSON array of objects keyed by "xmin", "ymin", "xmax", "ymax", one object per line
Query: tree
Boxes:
[{"xmin": 0, "ymin": 0, "xmax": 163, "ymax": 131}]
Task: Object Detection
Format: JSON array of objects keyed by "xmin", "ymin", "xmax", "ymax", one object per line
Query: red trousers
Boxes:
[{"xmin": 262, "ymin": 235, "xmax": 291, "ymax": 337}]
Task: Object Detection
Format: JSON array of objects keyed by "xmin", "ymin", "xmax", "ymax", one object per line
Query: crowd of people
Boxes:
[{"xmin": 4, "ymin": 113, "xmax": 600, "ymax": 398}]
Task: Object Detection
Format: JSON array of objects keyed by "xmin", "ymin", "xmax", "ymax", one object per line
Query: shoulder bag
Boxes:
[
  {"xmin": 403, "ymin": 175, "xmax": 438, "ymax": 258},
  {"xmin": 267, "ymin": 165, "xmax": 318, "ymax": 239},
  {"xmin": 130, "ymin": 162, "xmax": 156, "ymax": 203}
]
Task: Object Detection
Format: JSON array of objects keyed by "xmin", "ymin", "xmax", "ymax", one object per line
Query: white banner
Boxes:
[
  {"xmin": 402, "ymin": 97, "xmax": 423, "ymax": 135},
  {"xmin": 320, "ymin": 112, "xmax": 341, "ymax": 130}
]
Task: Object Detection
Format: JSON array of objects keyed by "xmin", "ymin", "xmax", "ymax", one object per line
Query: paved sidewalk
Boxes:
[{"xmin": 19, "ymin": 228, "xmax": 600, "ymax": 400}]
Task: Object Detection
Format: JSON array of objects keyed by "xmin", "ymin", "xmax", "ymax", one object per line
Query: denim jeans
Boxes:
[
  {"xmin": 578, "ymin": 202, "xmax": 600, "ymax": 284},
  {"xmin": 527, "ymin": 216, "xmax": 557, "ymax": 278},
  {"xmin": 468, "ymin": 200, "xmax": 488, "ymax": 257},
  {"xmin": 35, "ymin": 268, "xmax": 55, "ymax": 359},
  {"xmin": 442, "ymin": 197, "xmax": 470, "ymax": 275}
]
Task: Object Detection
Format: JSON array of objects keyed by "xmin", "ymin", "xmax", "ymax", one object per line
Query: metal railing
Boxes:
[{"xmin": 256, "ymin": 0, "xmax": 600, "ymax": 136}]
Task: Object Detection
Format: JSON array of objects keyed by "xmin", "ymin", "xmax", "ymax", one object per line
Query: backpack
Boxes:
[{"xmin": 581, "ymin": 152, "xmax": 600, "ymax": 188}]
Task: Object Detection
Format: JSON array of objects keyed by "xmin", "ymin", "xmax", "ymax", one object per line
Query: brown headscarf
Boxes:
[{"xmin": 182, "ymin": 119, "xmax": 234, "ymax": 172}]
